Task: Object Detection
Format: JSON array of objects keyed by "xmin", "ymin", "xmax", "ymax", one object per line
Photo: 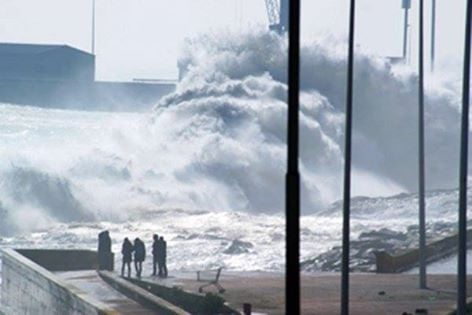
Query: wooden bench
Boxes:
[{"xmin": 196, "ymin": 267, "xmax": 225, "ymax": 293}]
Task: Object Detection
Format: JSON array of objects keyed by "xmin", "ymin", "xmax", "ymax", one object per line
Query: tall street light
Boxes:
[
  {"xmin": 91, "ymin": 0, "xmax": 96, "ymax": 55},
  {"xmin": 457, "ymin": 0, "xmax": 472, "ymax": 312},
  {"xmin": 402, "ymin": 0, "xmax": 411, "ymax": 61},
  {"xmin": 418, "ymin": 0, "xmax": 427, "ymax": 290},
  {"xmin": 341, "ymin": 0, "xmax": 356, "ymax": 313},
  {"xmin": 431, "ymin": 0, "xmax": 436, "ymax": 72},
  {"xmin": 286, "ymin": 0, "xmax": 301, "ymax": 314}
]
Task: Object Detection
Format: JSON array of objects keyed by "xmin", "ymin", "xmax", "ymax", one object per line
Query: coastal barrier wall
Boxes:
[
  {"xmin": 124, "ymin": 276, "xmax": 240, "ymax": 314},
  {"xmin": 15, "ymin": 249, "xmax": 108, "ymax": 271},
  {"xmin": 0, "ymin": 248, "xmax": 116, "ymax": 315},
  {"xmin": 98, "ymin": 271, "xmax": 190, "ymax": 315},
  {"xmin": 375, "ymin": 229, "xmax": 472, "ymax": 273}
]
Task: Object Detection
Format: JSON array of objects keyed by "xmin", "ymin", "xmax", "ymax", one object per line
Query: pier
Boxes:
[
  {"xmin": 135, "ymin": 271, "xmax": 472, "ymax": 315},
  {"xmin": 3, "ymin": 248, "xmax": 472, "ymax": 314},
  {"xmin": 0, "ymin": 249, "xmax": 186, "ymax": 315}
]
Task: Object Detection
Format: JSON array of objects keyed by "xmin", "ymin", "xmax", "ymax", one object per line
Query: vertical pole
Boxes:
[
  {"xmin": 403, "ymin": 5, "xmax": 409, "ymax": 60},
  {"xmin": 92, "ymin": 0, "xmax": 96, "ymax": 55},
  {"xmin": 418, "ymin": 0, "xmax": 427, "ymax": 290},
  {"xmin": 430, "ymin": 0, "xmax": 436, "ymax": 72},
  {"xmin": 341, "ymin": 0, "xmax": 356, "ymax": 314},
  {"xmin": 457, "ymin": 0, "xmax": 472, "ymax": 312},
  {"xmin": 286, "ymin": 0, "xmax": 301, "ymax": 314}
]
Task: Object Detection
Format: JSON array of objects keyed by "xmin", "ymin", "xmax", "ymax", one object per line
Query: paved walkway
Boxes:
[
  {"xmin": 58, "ymin": 271, "xmax": 158, "ymax": 315},
  {"xmin": 140, "ymin": 272, "xmax": 472, "ymax": 315}
]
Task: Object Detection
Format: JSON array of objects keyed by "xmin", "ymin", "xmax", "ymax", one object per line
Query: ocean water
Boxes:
[{"xmin": 0, "ymin": 30, "xmax": 467, "ymax": 272}]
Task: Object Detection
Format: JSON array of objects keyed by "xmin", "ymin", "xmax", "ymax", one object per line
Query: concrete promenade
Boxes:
[
  {"xmin": 140, "ymin": 272, "xmax": 472, "ymax": 315},
  {"xmin": 58, "ymin": 271, "xmax": 158, "ymax": 315},
  {"xmin": 4, "ymin": 245, "xmax": 472, "ymax": 314}
]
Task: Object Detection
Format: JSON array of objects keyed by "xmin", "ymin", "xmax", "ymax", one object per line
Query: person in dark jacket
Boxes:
[
  {"xmin": 152, "ymin": 234, "xmax": 159, "ymax": 276},
  {"xmin": 158, "ymin": 236, "xmax": 168, "ymax": 278},
  {"xmin": 98, "ymin": 230, "xmax": 112, "ymax": 271},
  {"xmin": 134, "ymin": 238, "xmax": 145, "ymax": 277},
  {"xmin": 121, "ymin": 237, "xmax": 133, "ymax": 277}
]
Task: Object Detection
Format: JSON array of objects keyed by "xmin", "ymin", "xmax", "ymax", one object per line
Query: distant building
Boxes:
[
  {"xmin": 0, "ymin": 43, "xmax": 95, "ymax": 82},
  {"xmin": 0, "ymin": 42, "xmax": 175, "ymax": 110}
]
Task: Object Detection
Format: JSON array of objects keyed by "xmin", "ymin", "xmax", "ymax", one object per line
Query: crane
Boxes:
[{"xmin": 264, "ymin": 0, "xmax": 289, "ymax": 33}]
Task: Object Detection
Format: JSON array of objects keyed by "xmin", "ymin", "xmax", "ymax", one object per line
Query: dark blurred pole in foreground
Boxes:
[
  {"xmin": 457, "ymin": 0, "xmax": 472, "ymax": 312},
  {"xmin": 286, "ymin": 0, "xmax": 301, "ymax": 314},
  {"xmin": 418, "ymin": 0, "xmax": 427, "ymax": 290},
  {"xmin": 341, "ymin": 0, "xmax": 356, "ymax": 314}
]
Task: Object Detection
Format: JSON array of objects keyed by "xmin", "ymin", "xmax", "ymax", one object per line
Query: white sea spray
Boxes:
[{"xmin": 0, "ymin": 29, "xmax": 466, "ymax": 271}]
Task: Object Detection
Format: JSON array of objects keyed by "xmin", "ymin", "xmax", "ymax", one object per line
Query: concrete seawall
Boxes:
[
  {"xmin": 375, "ymin": 229, "xmax": 472, "ymax": 273},
  {"xmin": 99, "ymin": 271, "xmax": 190, "ymax": 315},
  {"xmin": 1, "ymin": 249, "xmax": 116, "ymax": 315},
  {"xmin": 125, "ymin": 276, "xmax": 240, "ymax": 314},
  {"xmin": 15, "ymin": 249, "xmax": 110, "ymax": 272}
]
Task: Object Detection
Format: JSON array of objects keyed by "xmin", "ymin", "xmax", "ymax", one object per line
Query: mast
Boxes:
[
  {"xmin": 402, "ymin": 0, "xmax": 411, "ymax": 61},
  {"xmin": 341, "ymin": 0, "xmax": 356, "ymax": 314},
  {"xmin": 431, "ymin": 0, "xmax": 436, "ymax": 72},
  {"xmin": 91, "ymin": 0, "xmax": 96, "ymax": 55},
  {"xmin": 457, "ymin": 0, "xmax": 472, "ymax": 311},
  {"xmin": 286, "ymin": 0, "xmax": 301, "ymax": 313},
  {"xmin": 418, "ymin": 0, "xmax": 427, "ymax": 290}
]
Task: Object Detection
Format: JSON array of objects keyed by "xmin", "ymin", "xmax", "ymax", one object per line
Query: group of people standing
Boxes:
[{"xmin": 121, "ymin": 234, "xmax": 168, "ymax": 278}]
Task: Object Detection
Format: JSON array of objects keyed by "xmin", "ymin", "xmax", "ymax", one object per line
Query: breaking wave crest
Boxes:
[
  {"xmin": 154, "ymin": 29, "xmax": 461, "ymax": 210},
  {"xmin": 0, "ymin": 29, "xmax": 464, "ymax": 235}
]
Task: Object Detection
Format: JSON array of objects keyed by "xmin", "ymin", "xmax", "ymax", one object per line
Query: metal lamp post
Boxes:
[
  {"xmin": 402, "ymin": 0, "xmax": 411, "ymax": 61},
  {"xmin": 286, "ymin": 0, "xmax": 301, "ymax": 314},
  {"xmin": 418, "ymin": 0, "xmax": 427, "ymax": 290},
  {"xmin": 457, "ymin": 0, "xmax": 472, "ymax": 312},
  {"xmin": 341, "ymin": 0, "xmax": 356, "ymax": 314}
]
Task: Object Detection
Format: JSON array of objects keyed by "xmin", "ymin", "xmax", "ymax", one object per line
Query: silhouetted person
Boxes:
[
  {"xmin": 158, "ymin": 236, "xmax": 168, "ymax": 278},
  {"xmin": 121, "ymin": 237, "xmax": 133, "ymax": 277},
  {"xmin": 98, "ymin": 230, "xmax": 112, "ymax": 271},
  {"xmin": 243, "ymin": 303, "xmax": 252, "ymax": 315},
  {"xmin": 134, "ymin": 237, "xmax": 145, "ymax": 278},
  {"xmin": 152, "ymin": 234, "xmax": 159, "ymax": 276}
]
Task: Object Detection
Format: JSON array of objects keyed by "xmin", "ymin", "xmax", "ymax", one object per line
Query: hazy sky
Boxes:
[{"xmin": 0, "ymin": 0, "xmax": 466, "ymax": 81}]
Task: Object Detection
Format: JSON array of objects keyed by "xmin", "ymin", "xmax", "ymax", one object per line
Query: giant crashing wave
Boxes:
[
  {"xmin": 154, "ymin": 29, "xmax": 462, "ymax": 212},
  {"xmin": 0, "ymin": 29, "xmax": 464, "ymax": 236}
]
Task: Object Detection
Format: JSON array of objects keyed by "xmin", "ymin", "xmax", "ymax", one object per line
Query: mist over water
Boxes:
[{"xmin": 0, "ymin": 30, "xmax": 466, "ymax": 271}]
